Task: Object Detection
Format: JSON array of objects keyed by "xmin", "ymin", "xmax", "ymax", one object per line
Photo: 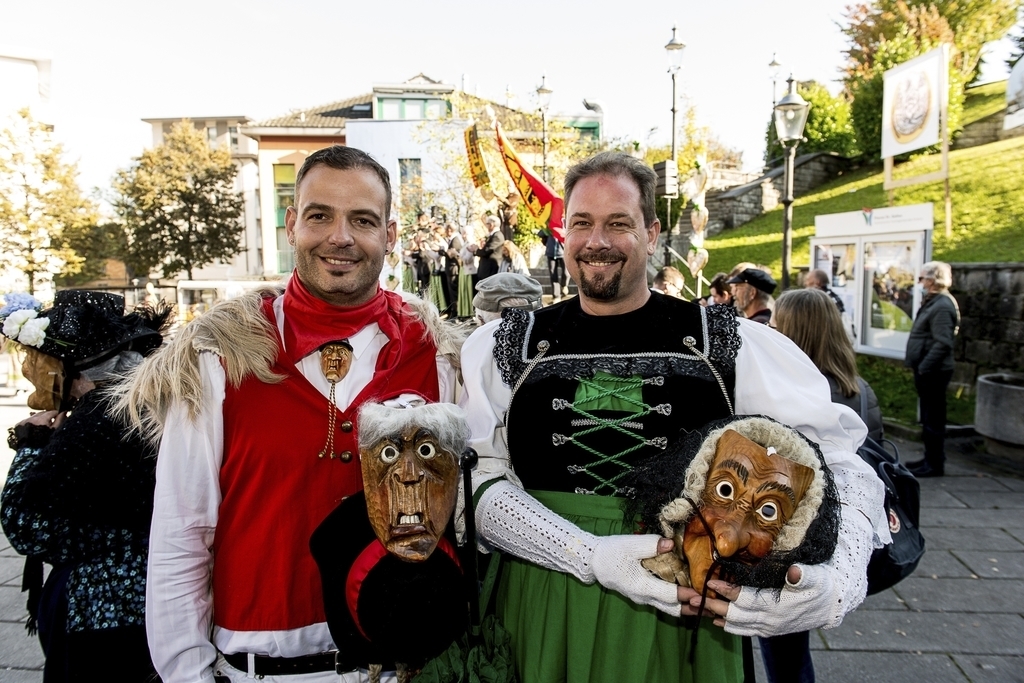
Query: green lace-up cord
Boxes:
[{"xmin": 563, "ymin": 375, "xmax": 653, "ymax": 493}]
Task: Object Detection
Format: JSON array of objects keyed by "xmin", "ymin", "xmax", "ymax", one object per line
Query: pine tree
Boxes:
[{"xmin": 113, "ymin": 121, "xmax": 244, "ymax": 280}]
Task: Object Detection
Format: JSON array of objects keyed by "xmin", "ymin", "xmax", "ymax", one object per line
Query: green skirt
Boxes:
[
  {"xmin": 457, "ymin": 272, "xmax": 475, "ymax": 318},
  {"xmin": 428, "ymin": 273, "xmax": 447, "ymax": 312},
  {"xmin": 497, "ymin": 490, "xmax": 744, "ymax": 683},
  {"xmin": 402, "ymin": 266, "xmax": 416, "ymax": 294}
]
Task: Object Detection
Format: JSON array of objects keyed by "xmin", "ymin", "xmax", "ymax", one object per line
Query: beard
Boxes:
[{"xmin": 575, "ymin": 252, "xmax": 625, "ymax": 301}]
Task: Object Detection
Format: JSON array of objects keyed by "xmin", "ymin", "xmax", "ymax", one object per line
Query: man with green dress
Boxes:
[{"xmin": 458, "ymin": 151, "xmax": 889, "ymax": 683}]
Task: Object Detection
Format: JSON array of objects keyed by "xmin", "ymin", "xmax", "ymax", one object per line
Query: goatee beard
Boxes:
[{"xmin": 578, "ymin": 270, "xmax": 622, "ymax": 300}]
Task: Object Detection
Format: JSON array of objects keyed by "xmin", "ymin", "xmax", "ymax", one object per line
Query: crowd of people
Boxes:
[
  {"xmin": 0, "ymin": 145, "xmax": 961, "ymax": 683},
  {"xmin": 399, "ymin": 211, "xmax": 547, "ymax": 323}
]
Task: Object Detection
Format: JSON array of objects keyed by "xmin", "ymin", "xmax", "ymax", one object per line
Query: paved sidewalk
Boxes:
[{"xmin": 0, "ymin": 418, "xmax": 1022, "ymax": 681}]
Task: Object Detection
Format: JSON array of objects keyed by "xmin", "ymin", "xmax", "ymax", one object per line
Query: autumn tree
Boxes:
[
  {"xmin": 632, "ymin": 104, "xmax": 744, "ymax": 235},
  {"xmin": 113, "ymin": 121, "xmax": 244, "ymax": 280},
  {"xmin": 841, "ymin": 0, "xmax": 1020, "ymax": 85},
  {"xmin": 845, "ymin": 4, "xmax": 970, "ymax": 158},
  {"xmin": 0, "ymin": 109, "xmax": 98, "ymax": 295},
  {"xmin": 411, "ymin": 92, "xmax": 603, "ymax": 249}
]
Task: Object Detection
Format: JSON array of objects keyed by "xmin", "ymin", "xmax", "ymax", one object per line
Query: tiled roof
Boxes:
[{"xmin": 256, "ymin": 93, "xmax": 374, "ymax": 128}]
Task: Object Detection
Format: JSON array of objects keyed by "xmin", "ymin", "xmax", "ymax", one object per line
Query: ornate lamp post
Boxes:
[
  {"xmin": 768, "ymin": 53, "xmax": 781, "ymax": 108},
  {"xmin": 773, "ymin": 75, "xmax": 810, "ymax": 290},
  {"xmin": 663, "ymin": 25, "xmax": 685, "ymax": 265},
  {"xmin": 536, "ymin": 75, "xmax": 553, "ymax": 184}
]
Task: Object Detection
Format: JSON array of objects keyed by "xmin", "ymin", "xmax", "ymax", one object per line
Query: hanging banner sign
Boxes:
[
  {"xmin": 494, "ymin": 121, "xmax": 564, "ymax": 240},
  {"xmin": 881, "ymin": 46, "xmax": 947, "ymax": 159},
  {"xmin": 464, "ymin": 124, "xmax": 493, "ymax": 200}
]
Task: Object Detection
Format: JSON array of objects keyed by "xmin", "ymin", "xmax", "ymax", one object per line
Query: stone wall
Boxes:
[
  {"xmin": 951, "ymin": 109, "xmax": 1024, "ymax": 150},
  {"xmin": 949, "ymin": 262, "xmax": 1024, "ymax": 391},
  {"xmin": 702, "ymin": 152, "xmax": 853, "ymax": 236}
]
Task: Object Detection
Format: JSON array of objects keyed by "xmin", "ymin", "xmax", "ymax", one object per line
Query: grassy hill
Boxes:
[
  {"xmin": 962, "ymin": 79, "xmax": 1007, "ymax": 126},
  {"xmin": 698, "ymin": 131, "xmax": 1022, "ymax": 427},
  {"xmin": 701, "ymin": 135, "xmax": 1024, "ymax": 280}
]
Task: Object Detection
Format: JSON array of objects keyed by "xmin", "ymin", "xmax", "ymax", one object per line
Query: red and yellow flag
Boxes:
[
  {"xmin": 463, "ymin": 124, "xmax": 493, "ymax": 200},
  {"xmin": 494, "ymin": 122, "xmax": 564, "ymax": 241}
]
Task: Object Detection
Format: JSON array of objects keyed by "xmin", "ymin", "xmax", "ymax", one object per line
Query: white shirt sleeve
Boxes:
[
  {"xmin": 458, "ymin": 319, "xmax": 521, "ymax": 490},
  {"xmin": 147, "ymin": 352, "xmax": 225, "ymax": 683},
  {"xmin": 728, "ymin": 318, "xmax": 890, "ymax": 633}
]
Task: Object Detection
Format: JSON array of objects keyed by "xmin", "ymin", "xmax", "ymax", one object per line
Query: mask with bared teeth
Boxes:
[{"xmin": 357, "ymin": 401, "xmax": 468, "ymax": 562}]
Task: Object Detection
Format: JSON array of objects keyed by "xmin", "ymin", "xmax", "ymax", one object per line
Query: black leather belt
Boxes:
[{"xmin": 223, "ymin": 651, "xmax": 349, "ymax": 676}]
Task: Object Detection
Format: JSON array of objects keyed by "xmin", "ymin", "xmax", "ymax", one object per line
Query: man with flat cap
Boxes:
[
  {"xmin": 473, "ymin": 272, "xmax": 543, "ymax": 324},
  {"xmin": 727, "ymin": 268, "xmax": 776, "ymax": 325}
]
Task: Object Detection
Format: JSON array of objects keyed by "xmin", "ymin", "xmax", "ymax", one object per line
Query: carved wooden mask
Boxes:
[
  {"xmin": 22, "ymin": 349, "xmax": 64, "ymax": 411},
  {"xmin": 319, "ymin": 342, "xmax": 353, "ymax": 383},
  {"xmin": 682, "ymin": 429, "xmax": 815, "ymax": 592},
  {"xmin": 360, "ymin": 421, "xmax": 461, "ymax": 562}
]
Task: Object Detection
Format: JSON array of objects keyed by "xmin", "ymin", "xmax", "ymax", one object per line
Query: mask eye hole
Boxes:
[
  {"xmin": 715, "ymin": 481, "xmax": 734, "ymax": 500},
  {"xmin": 417, "ymin": 442, "xmax": 437, "ymax": 459},
  {"xmin": 380, "ymin": 445, "xmax": 399, "ymax": 463},
  {"xmin": 758, "ymin": 503, "xmax": 779, "ymax": 522}
]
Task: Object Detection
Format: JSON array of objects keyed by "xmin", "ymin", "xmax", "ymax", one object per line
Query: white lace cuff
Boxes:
[
  {"xmin": 724, "ymin": 503, "xmax": 874, "ymax": 637},
  {"xmin": 475, "ymin": 480, "xmax": 598, "ymax": 582}
]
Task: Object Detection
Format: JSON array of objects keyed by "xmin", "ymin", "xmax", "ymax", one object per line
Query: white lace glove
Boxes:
[
  {"xmin": 476, "ymin": 480, "xmax": 681, "ymax": 617},
  {"xmin": 724, "ymin": 504, "xmax": 875, "ymax": 637},
  {"xmin": 591, "ymin": 534, "xmax": 682, "ymax": 616}
]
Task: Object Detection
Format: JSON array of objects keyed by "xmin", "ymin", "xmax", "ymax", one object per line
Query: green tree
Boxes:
[
  {"xmin": 55, "ymin": 221, "xmax": 129, "ymax": 286},
  {"xmin": 764, "ymin": 82, "xmax": 860, "ymax": 165},
  {"xmin": 0, "ymin": 109, "xmax": 98, "ymax": 295},
  {"xmin": 113, "ymin": 121, "xmax": 244, "ymax": 280}
]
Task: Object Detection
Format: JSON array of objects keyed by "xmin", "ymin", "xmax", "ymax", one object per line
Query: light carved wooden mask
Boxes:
[{"xmin": 682, "ymin": 429, "xmax": 814, "ymax": 592}]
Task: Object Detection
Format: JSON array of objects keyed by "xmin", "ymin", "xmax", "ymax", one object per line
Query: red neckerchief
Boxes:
[{"xmin": 282, "ymin": 276, "xmax": 395, "ymax": 366}]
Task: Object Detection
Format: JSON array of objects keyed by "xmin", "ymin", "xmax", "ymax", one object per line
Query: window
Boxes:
[
  {"xmin": 229, "ymin": 126, "xmax": 239, "ymax": 152},
  {"xmin": 277, "ymin": 227, "xmax": 294, "ymax": 273},
  {"xmin": 404, "ymin": 100, "xmax": 423, "ymax": 120},
  {"xmin": 381, "ymin": 99, "xmax": 401, "ymax": 119},
  {"xmin": 273, "ymin": 164, "xmax": 296, "ymax": 228},
  {"xmin": 207, "ymin": 126, "xmax": 218, "ymax": 146}
]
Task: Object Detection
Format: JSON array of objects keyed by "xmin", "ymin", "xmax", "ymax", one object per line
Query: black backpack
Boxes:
[{"xmin": 856, "ymin": 436, "xmax": 926, "ymax": 594}]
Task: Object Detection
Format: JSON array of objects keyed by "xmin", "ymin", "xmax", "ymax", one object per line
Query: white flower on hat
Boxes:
[
  {"xmin": 17, "ymin": 316, "xmax": 50, "ymax": 347},
  {"xmin": 2, "ymin": 309, "xmax": 38, "ymax": 339}
]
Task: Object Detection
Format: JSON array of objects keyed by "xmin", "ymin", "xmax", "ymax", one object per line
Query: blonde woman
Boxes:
[
  {"xmin": 903, "ymin": 261, "xmax": 959, "ymax": 477},
  {"xmin": 774, "ymin": 288, "xmax": 883, "ymax": 442},
  {"xmin": 498, "ymin": 240, "xmax": 530, "ymax": 275},
  {"xmin": 764, "ymin": 286, "xmax": 883, "ymax": 683}
]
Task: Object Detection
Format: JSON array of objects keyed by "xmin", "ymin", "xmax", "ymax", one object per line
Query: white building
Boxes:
[{"xmin": 140, "ymin": 116, "xmax": 264, "ymax": 283}]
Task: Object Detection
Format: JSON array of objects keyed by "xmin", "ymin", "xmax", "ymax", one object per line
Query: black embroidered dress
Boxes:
[
  {"xmin": 489, "ymin": 294, "xmax": 746, "ymax": 683},
  {"xmin": 1, "ymin": 390, "xmax": 157, "ymax": 680}
]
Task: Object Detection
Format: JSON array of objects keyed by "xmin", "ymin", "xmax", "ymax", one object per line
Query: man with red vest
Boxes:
[{"xmin": 122, "ymin": 146, "xmax": 458, "ymax": 683}]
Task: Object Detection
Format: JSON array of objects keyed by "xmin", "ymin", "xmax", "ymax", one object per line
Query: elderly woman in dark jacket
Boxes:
[
  {"xmin": 904, "ymin": 261, "xmax": 960, "ymax": 477},
  {"xmin": 1, "ymin": 291, "xmax": 170, "ymax": 682}
]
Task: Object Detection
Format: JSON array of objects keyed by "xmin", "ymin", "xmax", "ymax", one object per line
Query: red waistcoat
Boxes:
[{"xmin": 212, "ymin": 298, "xmax": 440, "ymax": 631}]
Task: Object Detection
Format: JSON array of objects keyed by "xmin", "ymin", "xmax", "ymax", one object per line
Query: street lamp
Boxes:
[
  {"xmin": 765, "ymin": 53, "xmax": 783, "ymax": 169},
  {"xmin": 768, "ymin": 53, "xmax": 781, "ymax": 108},
  {"xmin": 663, "ymin": 25, "xmax": 685, "ymax": 265},
  {"xmin": 536, "ymin": 75, "xmax": 553, "ymax": 184},
  {"xmin": 773, "ymin": 75, "xmax": 811, "ymax": 290}
]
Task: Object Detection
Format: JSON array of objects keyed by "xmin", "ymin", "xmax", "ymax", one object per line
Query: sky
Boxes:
[{"xmin": 2, "ymin": 0, "xmax": 1016, "ymax": 204}]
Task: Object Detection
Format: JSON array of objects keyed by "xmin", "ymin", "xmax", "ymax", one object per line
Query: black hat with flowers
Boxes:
[{"xmin": 2, "ymin": 290, "xmax": 170, "ymax": 373}]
